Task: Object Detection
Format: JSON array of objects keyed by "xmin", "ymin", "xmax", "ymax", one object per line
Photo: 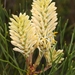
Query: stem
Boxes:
[
  {"xmin": 26, "ymin": 51, "xmax": 51, "ymax": 75},
  {"xmin": 26, "ymin": 65, "xmax": 36, "ymax": 75},
  {"xmin": 35, "ymin": 65, "xmax": 51, "ymax": 74},
  {"xmin": 26, "ymin": 53, "xmax": 36, "ymax": 75},
  {"xmin": 33, "ymin": 51, "xmax": 43, "ymax": 69}
]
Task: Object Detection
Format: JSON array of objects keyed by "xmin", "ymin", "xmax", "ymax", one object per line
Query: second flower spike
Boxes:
[{"xmin": 9, "ymin": 13, "xmax": 37, "ymax": 58}]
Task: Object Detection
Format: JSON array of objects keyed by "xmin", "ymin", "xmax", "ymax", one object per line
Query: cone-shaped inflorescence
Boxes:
[
  {"xmin": 9, "ymin": 13, "xmax": 37, "ymax": 58},
  {"xmin": 31, "ymin": 0, "xmax": 64, "ymax": 66}
]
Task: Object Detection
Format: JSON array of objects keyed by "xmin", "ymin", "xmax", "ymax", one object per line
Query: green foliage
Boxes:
[{"xmin": 0, "ymin": 0, "xmax": 75, "ymax": 75}]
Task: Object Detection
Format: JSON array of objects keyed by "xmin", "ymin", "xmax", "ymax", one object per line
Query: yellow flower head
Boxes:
[
  {"xmin": 9, "ymin": 13, "xmax": 37, "ymax": 57},
  {"xmin": 44, "ymin": 49, "xmax": 64, "ymax": 65},
  {"xmin": 31, "ymin": 0, "xmax": 64, "ymax": 65},
  {"xmin": 31, "ymin": 0, "xmax": 57, "ymax": 51}
]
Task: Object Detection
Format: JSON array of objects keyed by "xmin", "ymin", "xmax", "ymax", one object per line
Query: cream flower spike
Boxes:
[
  {"xmin": 9, "ymin": 13, "xmax": 37, "ymax": 57},
  {"xmin": 31, "ymin": 0, "xmax": 64, "ymax": 66},
  {"xmin": 44, "ymin": 49, "xmax": 64, "ymax": 65},
  {"xmin": 31, "ymin": 0, "xmax": 57, "ymax": 50}
]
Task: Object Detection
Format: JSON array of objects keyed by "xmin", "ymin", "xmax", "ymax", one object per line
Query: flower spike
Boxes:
[
  {"xmin": 9, "ymin": 13, "xmax": 37, "ymax": 57},
  {"xmin": 31, "ymin": 0, "xmax": 58, "ymax": 51},
  {"xmin": 31, "ymin": 0, "xmax": 64, "ymax": 66}
]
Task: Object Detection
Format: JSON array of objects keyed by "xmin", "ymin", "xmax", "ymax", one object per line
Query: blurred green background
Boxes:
[{"xmin": 1, "ymin": 0, "xmax": 75, "ymax": 23}]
